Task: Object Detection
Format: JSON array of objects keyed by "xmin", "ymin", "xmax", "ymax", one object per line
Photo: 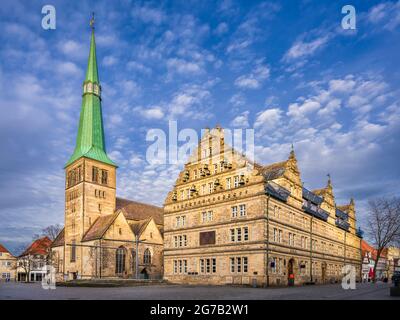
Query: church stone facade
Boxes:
[
  {"xmin": 51, "ymin": 24, "xmax": 163, "ymax": 281},
  {"xmin": 163, "ymin": 127, "xmax": 362, "ymax": 286}
]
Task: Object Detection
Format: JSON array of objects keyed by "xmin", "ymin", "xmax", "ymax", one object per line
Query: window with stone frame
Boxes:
[
  {"xmin": 230, "ymin": 229, "xmax": 235, "ymax": 242},
  {"xmin": 143, "ymin": 248, "xmax": 151, "ymax": 265},
  {"xmin": 226, "ymin": 177, "xmax": 231, "ymax": 189},
  {"xmin": 115, "ymin": 247, "xmax": 126, "ymax": 274},
  {"xmin": 101, "ymin": 169, "xmax": 108, "ymax": 185},
  {"xmin": 230, "ymin": 257, "xmax": 248, "ymax": 273},
  {"xmin": 92, "ymin": 166, "xmax": 99, "ymax": 183},
  {"xmin": 243, "ymin": 227, "xmax": 249, "ymax": 241},
  {"xmin": 70, "ymin": 240, "xmax": 76, "ymax": 262},
  {"xmin": 199, "ymin": 258, "xmax": 216, "ymax": 274},
  {"xmin": 231, "ymin": 206, "xmax": 238, "ymax": 218},
  {"xmin": 239, "ymin": 204, "xmax": 246, "ymax": 216},
  {"xmin": 237, "ymin": 228, "xmax": 242, "ymax": 241},
  {"xmin": 234, "ymin": 176, "xmax": 239, "ymax": 188}
]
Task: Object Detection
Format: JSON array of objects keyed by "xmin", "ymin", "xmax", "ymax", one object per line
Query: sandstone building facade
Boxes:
[
  {"xmin": 51, "ymin": 22, "xmax": 163, "ymax": 281},
  {"xmin": 163, "ymin": 128, "xmax": 363, "ymax": 286},
  {"xmin": 0, "ymin": 243, "xmax": 16, "ymax": 281}
]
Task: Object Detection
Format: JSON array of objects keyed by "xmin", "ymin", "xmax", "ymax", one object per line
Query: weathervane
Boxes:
[{"xmin": 89, "ymin": 12, "xmax": 95, "ymax": 29}]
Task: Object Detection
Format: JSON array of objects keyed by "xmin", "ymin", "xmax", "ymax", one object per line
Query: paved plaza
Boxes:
[{"xmin": 0, "ymin": 281, "xmax": 398, "ymax": 300}]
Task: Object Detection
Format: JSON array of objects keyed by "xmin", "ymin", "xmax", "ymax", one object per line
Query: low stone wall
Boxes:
[{"xmin": 56, "ymin": 279, "xmax": 166, "ymax": 287}]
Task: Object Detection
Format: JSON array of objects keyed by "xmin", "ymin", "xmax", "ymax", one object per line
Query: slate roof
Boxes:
[
  {"xmin": 51, "ymin": 228, "xmax": 65, "ymax": 247},
  {"xmin": 116, "ymin": 197, "xmax": 163, "ymax": 225},
  {"xmin": 82, "ymin": 212, "xmax": 119, "ymax": 242},
  {"xmin": 20, "ymin": 237, "xmax": 52, "ymax": 257}
]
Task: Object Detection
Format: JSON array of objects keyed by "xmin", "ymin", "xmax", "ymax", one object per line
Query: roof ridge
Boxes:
[
  {"xmin": 116, "ymin": 197, "xmax": 162, "ymax": 209},
  {"xmin": 82, "ymin": 212, "xmax": 120, "ymax": 242}
]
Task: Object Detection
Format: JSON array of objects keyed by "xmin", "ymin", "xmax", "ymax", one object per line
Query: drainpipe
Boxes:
[
  {"xmin": 99, "ymin": 239, "xmax": 102, "ymax": 279},
  {"xmin": 266, "ymin": 194, "xmax": 270, "ymax": 287},
  {"xmin": 344, "ymin": 231, "xmax": 347, "ymax": 266},
  {"xmin": 135, "ymin": 236, "xmax": 139, "ymax": 279},
  {"xmin": 310, "ymin": 215, "xmax": 313, "ymax": 283}
]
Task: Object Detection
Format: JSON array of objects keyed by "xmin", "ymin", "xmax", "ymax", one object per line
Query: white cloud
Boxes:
[
  {"xmin": 131, "ymin": 6, "xmax": 166, "ymax": 25},
  {"xmin": 138, "ymin": 106, "xmax": 165, "ymax": 120},
  {"xmin": 56, "ymin": 61, "xmax": 82, "ymax": 76},
  {"xmin": 127, "ymin": 61, "xmax": 152, "ymax": 75},
  {"xmin": 103, "ymin": 55, "xmax": 117, "ymax": 67},
  {"xmin": 57, "ymin": 40, "xmax": 86, "ymax": 59},
  {"xmin": 254, "ymin": 108, "xmax": 282, "ymax": 134},
  {"xmin": 167, "ymin": 58, "xmax": 203, "ymax": 75},
  {"xmin": 367, "ymin": 2, "xmax": 400, "ymax": 30},
  {"xmin": 230, "ymin": 111, "xmax": 249, "ymax": 127},
  {"xmin": 283, "ymin": 34, "xmax": 331, "ymax": 62},
  {"xmin": 234, "ymin": 62, "xmax": 270, "ymax": 89}
]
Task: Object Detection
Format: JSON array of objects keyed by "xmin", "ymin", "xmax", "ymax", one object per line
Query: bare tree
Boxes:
[
  {"xmin": 366, "ymin": 197, "xmax": 400, "ymax": 282},
  {"xmin": 16, "ymin": 255, "xmax": 33, "ymax": 282},
  {"xmin": 33, "ymin": 224, "xmax": 63, "ymax": 241}
]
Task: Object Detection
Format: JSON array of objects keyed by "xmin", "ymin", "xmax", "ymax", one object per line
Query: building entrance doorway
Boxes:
[
  {"xmin": 141, "ymin": 268, "xmax": 149, "ymax": 279},
  {"xmin": 288, "ymin": 258, "xmax": 295, "ymax": 286},
  {"xmin": 321, "ymin": 262, "xmax": 327, "ymax": 283}
]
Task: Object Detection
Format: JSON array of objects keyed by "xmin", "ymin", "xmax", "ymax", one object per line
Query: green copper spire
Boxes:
[
  {"xmin": 85, "ymin": 18, "xmax": 99, "ymax": 84},
  {"xmin": 66, "ymin": 16, "xmax": 117, "ymax": 168}
]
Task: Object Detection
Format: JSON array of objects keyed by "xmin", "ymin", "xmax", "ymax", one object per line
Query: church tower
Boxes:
[{"xmin": 64, "ymin": 17, "xmax": 117, "ymax": 279}]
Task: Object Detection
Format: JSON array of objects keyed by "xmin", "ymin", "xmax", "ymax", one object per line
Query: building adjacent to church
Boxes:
[
  {"xmin": 17, "ymin": 237, "xmax": 52, "ymax": 282},
  {"xmin": 163, "ymin": 127, "xmax": 363, "ymax": 286},
  {"xmin": 0, "ymin": 243, "xmax": 16, "ymax": 281},
  {"xmin": 51, "ymin": 23, "xmax": 163, "ymax": 281}
]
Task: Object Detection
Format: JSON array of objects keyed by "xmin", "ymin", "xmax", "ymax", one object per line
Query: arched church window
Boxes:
[
  {"xmin": 143, "ymin": 248, "xmax": 151, "ymax": 265},
  {"xmin": 115, "ymin": 247, "xmax": 126, "ymax": 274}
]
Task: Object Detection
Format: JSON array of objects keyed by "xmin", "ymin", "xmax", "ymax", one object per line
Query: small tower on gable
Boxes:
[
  {"xmin": 272, "ymin": 146, "xmax": 303, "ymax": 209},
  {"xmin": 312, "ymin": 174, "xmax": 336, "ymax": 224},
  {"xmin": 64, "ymin": 16, "xmax": 117, "ymax": 278}
]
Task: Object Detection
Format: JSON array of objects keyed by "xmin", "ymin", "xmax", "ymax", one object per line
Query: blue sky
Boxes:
[{"xmin": 0, "ymin": 0, "xmax": 399, "ymax": 254}]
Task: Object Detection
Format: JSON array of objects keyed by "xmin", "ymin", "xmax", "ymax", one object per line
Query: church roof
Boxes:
[
  {"xmin": 20, "ymin": 237, "xmax": 52, "ymax": 257},
  {"xmin": 65, "ymin": 24, "xmax": 116, "ymax": 168},
  {"xmin": 128, "ymin": 218, "xmax": 152, "ymax": 236},
  {"xmin": 116, "ymin": 197, "xmax": 163, "ymax": 225},
  {"xmin": 82, "ymin": 212, "xmax": 119, "ymax": 242},
  {"xmin": 51, "ymin": 228, "xmax": 65, "ymax": 247}
]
